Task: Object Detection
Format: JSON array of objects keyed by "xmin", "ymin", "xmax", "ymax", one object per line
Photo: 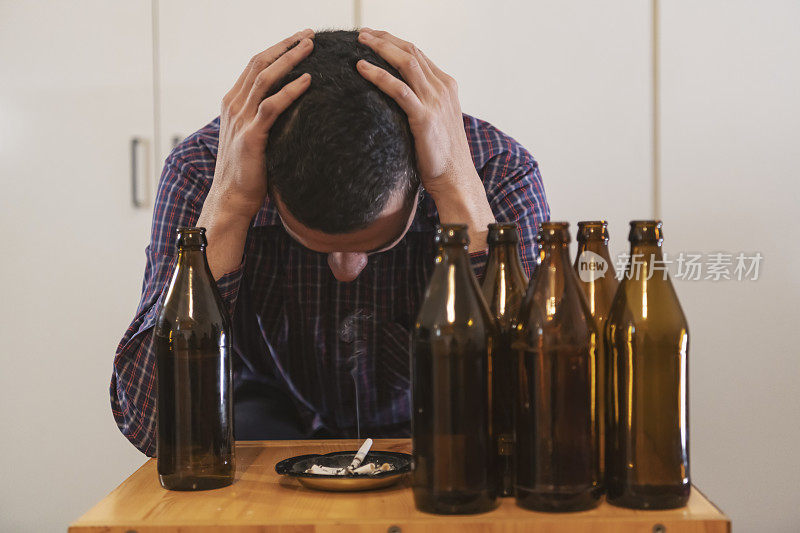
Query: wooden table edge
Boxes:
[{"xmin": 69, "ymin": 440, "xmax": 731, "ymax": 532}]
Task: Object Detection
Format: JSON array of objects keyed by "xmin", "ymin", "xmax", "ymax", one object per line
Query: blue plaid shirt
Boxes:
[{"xmin": 112, "ymin": 114, "xmax": 549, "ymax": 455}]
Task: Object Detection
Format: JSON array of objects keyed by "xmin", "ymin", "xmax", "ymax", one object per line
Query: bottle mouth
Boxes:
[
  {"xmin": 176, "ymin": 226, "xmax": 208, "ymax": 248},
  {"xmin": 435, "ymin": 224, "xmax": 470, "ymax": 246},
  {"xmin": 487, "ymin": 222, "xmax": 519, "ymax": 244},
  {"xmin": 538, "ymin": 221, "xmax": 571, "ymax": 244},
  {"xmin": 577, "ymin": 220, "xmax": 610, "ymax": 242},
  {"xmin": 628, "ymin": 220, "xmax": 663, "ymax": 243}
]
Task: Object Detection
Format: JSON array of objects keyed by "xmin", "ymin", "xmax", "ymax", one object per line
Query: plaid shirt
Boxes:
[{"xmin": 111, "ymin": 114, "xmax": 549, "ymax": 456}]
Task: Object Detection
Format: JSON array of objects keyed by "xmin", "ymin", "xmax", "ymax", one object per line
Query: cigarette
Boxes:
[
  {"xmin": 305, "ymin": 465, "xmax": 344, "ymax": 475},
  {"xmin": 352, "ymin": 463, "xmax": 377, "ymax": 475},
  {"xmin": 352, "ymin": 462, "xmax": 394, "ymax": 475},
  {"xmin": 346, "ymin": 438, "xmax": 373, "ymax": 473}
]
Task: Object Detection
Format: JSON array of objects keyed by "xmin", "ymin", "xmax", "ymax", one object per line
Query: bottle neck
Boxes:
[
  {"xmin": 541, "ymin": 241, "xmax": 571, "ymax": 265},
  {"xmin": 622, "ymin": 240, "xmax": 670, "ymax": 282},
  {"xmin": 488, "ymin": 241, "xmax": 522, "ymax": 265},
  {"xmin": 629, "ymin": 240, "xmax": 665, "ymax": 260},
  {"xmin": 577, "ymin": 239, "xmax": 613, "ymax": 261},
  {"xmin": 176, "ymin": 246, "xmax": 210, "ymax": 270},
  {"xmin": 439, "ymin": 243, "xmax": 470, "ymax": 264}
]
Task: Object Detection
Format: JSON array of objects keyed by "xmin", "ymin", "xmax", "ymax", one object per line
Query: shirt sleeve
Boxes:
[
  {"xmin": 462, "ymin": 115, "xmax": 549, "ymax": 280},
  {"xmin": 489, "ymin": 159, "xmax": 550, "ymax": 278},
  {"xmin": 482, "ymin": 152, "xmax": 550, "ymax": 280},
  {"xmin": 469, "ymin": 249, "xmax": 489, "ymax": 281},
  {"xmin": 110, "ymin": 156, "xmax": 245, "ymax": 456}
]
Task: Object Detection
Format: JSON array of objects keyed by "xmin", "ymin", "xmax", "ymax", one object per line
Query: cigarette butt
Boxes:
[
  {"xmin": 352, "ymin": 463, "xmax": 377, "ymax": 475},
  {"xmin": 306, "ymin": 465, "xmax": 344, "ymax": 475}
]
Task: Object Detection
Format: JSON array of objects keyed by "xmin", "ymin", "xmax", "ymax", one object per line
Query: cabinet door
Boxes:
[
  {"xmin": 0, "ymin": 1, "xmax": 154, "ymax": 531},
  {"xmin": 660, "ymin": 1, "xmax": 800, "ymax": 530},
  {"xmin": 362, "ymin": 0, "xmax": 653, "ymax": 257},
  {"xmin": 156, "ymin": 0, "xmax": 353, "ymax": 163}
]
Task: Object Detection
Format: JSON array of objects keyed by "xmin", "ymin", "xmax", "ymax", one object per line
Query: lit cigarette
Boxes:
[{"xmin": 346, "ymin": 438, "xmax": 373, "ymax": 473}]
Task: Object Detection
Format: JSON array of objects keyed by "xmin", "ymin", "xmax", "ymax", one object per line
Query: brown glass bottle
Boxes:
[
  {"xmin": 606, "ymin": 220, "xmax": 690, "ymax": 509},
  {"xmin": 574, "ymin": 221, "xmax": 619, "ymax": 323},
  {"xmin": 412, "ymin": 224, "xmax": 498, "ymax": 514},
  {"xmin": 514, "ymin": 222, "xmax": 601, "ymax": 512},
  {"xmin": 155, "ymin": 227, "xmax": 234, "ymax": 491},
  {"xmin": 481, "ymin": 223, "xmax": 529, "ymax": 497},
  {"xmin": 574, "ymin": 220, "xmax": 618, "ymax": 481}
]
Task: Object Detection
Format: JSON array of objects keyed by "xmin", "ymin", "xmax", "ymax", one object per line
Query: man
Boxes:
[{"xmin": 112, "ymin": 29, "xmax": 549, "ymax": 456}]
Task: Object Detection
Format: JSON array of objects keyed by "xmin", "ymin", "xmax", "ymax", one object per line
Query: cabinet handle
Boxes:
[
  {"xmin": 130, "ymin": 137, "xmax": 146, "ymax": 208},
  {"xmin": 171, "ymin": 135, "xmax": 183, "ymax": 148}
]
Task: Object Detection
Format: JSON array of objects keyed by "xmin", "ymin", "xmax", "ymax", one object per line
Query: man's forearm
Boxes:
[
  {"xmin": 429, "ymin": 165, "xmax": 496, "ymax": 253},
  {"xmin": 196, "ymin": 185, "xmax": 253, "ymax": 280}
]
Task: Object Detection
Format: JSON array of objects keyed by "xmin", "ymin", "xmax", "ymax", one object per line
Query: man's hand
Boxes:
[
  {"xmin": 356, "ymin": 28, "xmax": 469, "ymax": 195},
  {"xmin": 198, "ymin": 29, "xmax": 314, "ymax": 278},
  {"xmin": 356, "ymin": 29, "xmax": 495, "ymax": 251},
  {"xmin": 211, "ymin": 29, "xmax": 314, "ymax": 220}
]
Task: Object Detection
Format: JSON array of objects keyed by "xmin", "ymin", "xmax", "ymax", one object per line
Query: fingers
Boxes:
[
  {"xmin": 235, "ymin": 28, "xmax": 314, "ymax": 100},
  {"xmin": 360, "ymin": 28, "xmax": 416, "ymax": 55},
  {"xmin": 360, "ymin": 28, "xmax": 453, "ymax": 88},
  {"xmin": 357, "ymin": 31, "xmax": 430, "ymax": 95},
  {"xmin": 356, "ymin": 60, "xmax": 424, "ymax": 118},
  {"xmin": 253, "ymin": 73, "xmax": 311, "ymax": 132},
  {"xmin": 244, "ymin": 37, "xmax": 314, "ymax": 115},
  {"xmin": 419, "ymin": 48, "xmax": 458, "ymax": 92}
]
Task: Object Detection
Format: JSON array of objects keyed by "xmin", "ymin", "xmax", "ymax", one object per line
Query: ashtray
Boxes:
[{"xmin": 275, "ymin": 450, "xmax": 412, "ymax": 492}]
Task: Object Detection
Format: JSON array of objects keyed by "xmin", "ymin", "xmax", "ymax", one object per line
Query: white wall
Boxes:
[
  {"xmin": 361, "ymin": 0, "xmax": 653, "ymax": 259},
  {"xmin": 1, "ymin": 1, "xmax": 798, "ymax": 531},
  {"xmin": 660, "ymin": 2, "xmax": 800, "ymax": 531},
  {"xmin": 156, "ymin": 0, "xmax": 353, "ymax": 163}
]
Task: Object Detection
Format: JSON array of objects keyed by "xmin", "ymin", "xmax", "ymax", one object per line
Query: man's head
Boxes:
[{"xmin": 265, "ymin": 30, "xmax": 419, "ymax": 281}]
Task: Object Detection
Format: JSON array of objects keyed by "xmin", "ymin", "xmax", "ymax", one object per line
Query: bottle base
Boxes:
[
  {"xmin": 159, "ymin": 474, "xmax": 233, "ymax": 491},
  {"xmin": 607, "ymin": 482, "xmax": 690, "ymax": 510},
  {"xmin": 499, "ymin": 486, "xmax": 514, "ymax": 498},
  {"xmin": 515, "ymin": 485, "xmax": 603, "ymax": 512},
  {"xmin": 497, "ymin": 454, "xmax": 515, "ymax": 497},
  {"xmin": 414, "ymin": 488, "xmax": 499, "ymax": 515}
]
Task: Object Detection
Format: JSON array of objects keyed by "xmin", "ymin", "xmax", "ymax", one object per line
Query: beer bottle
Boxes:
[
  {"xmin": 481, "ymin": 223, "xmax": 528, "ymax": 497},
  {"xmin": 412, "ymin": 224, "xmax": 498, "ymax": 514},
  {"xmin": 155, "ymin": 227, "xmax": 235, "ymax": 490},
  {"xmin": 574, "ymin": 220, "xmax": 618, "ymax": 481},
  {"xmin": 606, "ymin": 220, "xmax": 690, "ymax": 509},
  {"xmin": 575, "ymin": 221, "xmax": 618, "ymax": 324},
  {"xmin": 514, "ymin": 222, "xmax": 601, "ymax": 512}
]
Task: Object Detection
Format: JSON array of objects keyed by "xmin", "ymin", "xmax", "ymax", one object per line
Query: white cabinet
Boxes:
[
  {"xmin": 659, "ymin": 1, "xmax": 800, "ymax": 530},
  {"xmin": 0, "ymin": 1, "xmax": 155, "ymax": 530},
  {"xmin": 362, "ymin": 0, "xmax": 653, "ymax": 256},
  {"xmin": 156, "ymin": 0, "xmax": 354, "ymax": 164}
]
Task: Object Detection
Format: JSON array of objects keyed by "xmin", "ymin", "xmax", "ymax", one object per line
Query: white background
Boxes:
[{"xmin": 1, "ymin": 1, "xmax": 797, "ymax": 531}]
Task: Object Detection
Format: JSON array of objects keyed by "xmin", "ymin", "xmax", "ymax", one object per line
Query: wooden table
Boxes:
[{"xmin": 71, "ymin": 439, "xmax": 730, "ymax": 532}]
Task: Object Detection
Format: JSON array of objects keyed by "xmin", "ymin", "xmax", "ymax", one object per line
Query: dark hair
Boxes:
[{"xmin": 265, "ymin": 30, "xmax": 417, "ymax": 234}]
